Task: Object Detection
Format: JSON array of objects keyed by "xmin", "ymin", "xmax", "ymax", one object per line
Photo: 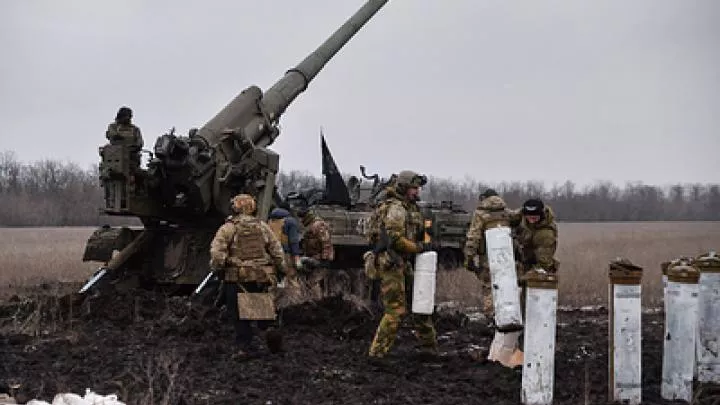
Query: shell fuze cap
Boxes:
[
  {"xmin": 522, "ymin": 198, "xmax": 544, "ymax": 216},
  {"xmin": 480, "ymin": 188, "xmax": 498, "ymax": 200}
]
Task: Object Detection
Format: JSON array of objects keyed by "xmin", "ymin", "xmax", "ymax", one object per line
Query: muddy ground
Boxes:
[{"xmin": 1, "ymin": 285, "xmax": 719, "ymax": 405}]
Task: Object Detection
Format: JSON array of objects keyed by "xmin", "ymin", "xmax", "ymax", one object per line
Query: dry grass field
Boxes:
[{"xmin": 1, "ymin": 222, "xmax": 719, "ymax": 307}]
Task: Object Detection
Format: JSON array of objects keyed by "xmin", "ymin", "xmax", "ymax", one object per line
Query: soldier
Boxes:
[
  {"xmin": 364, "ymin": 183, "xmax": 394, "ymax": 311},
  {"xmin": 367, "ymin": 170, "xmax": 437, "ymax": 359},
  {"xmin": 515, "ymin": 198, "xmax": 559, "ymax": 274},
  {"xmin": 267, "ymin": 204, "xmax": 303, "ymax": 282},
  {"xmin": 463, "ymin": 189, "xmax": 522, "ymax": 318},
  {"xmin": 106, "ymin": 106, "xmax": 144, "ymax": 170},
  {"xmin": 209, "ymin": 193, "xmax": 287, "ymax": 357},
  {"xmin": 297, "ymin": 208, "xmax": 337, "ymax": 298}
]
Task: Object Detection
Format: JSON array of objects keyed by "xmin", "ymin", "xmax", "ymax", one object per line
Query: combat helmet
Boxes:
[
  {"xmin": 115, "ymin": 106, "xmax": 133, "ymax": 122},
  {"xmin": 395, "ymin": 170, "xmax": 427, "ymax": 193},
  {"xmin": 479, "ymin": 188, "xmax": 498, "ymax": 200},
  {"xmin": 231, "ymin": 193, "xmax": 257, "ymax": 215}
]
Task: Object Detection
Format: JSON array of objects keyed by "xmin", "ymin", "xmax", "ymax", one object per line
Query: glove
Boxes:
[
  {"xmin": 415, "ymin": 241, "xmax": 433, "ymax": 253},
  {"xmin": 212, "ymin": 267, "xmax": 226, "ymax": 280},
  {"xmin": 301, "ymin": 257, "xmax": 322, "ymax": 269}
]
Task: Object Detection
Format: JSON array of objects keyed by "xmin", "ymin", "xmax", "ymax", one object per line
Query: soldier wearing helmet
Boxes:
[
  {"xmin": 296, "ymin": 208, "xmax": 337, "ymax": 299},
  {"xmin": 209, "ymin": 193, "xmax": 287, "ymax": 358},
  {"xmin": 463, "ymin": 188, "xmax": 522, "ymax": 318},
  {"xmin": 106, "ymin": 106, "xmax": 144, "ymax": 170},
  {"xmin": 367, "ymin": 169, "xmax": 438, "ymax": 359},
  {"xmin": 515, "ymin": 198, "xmax": 559, "ymax": 274}
]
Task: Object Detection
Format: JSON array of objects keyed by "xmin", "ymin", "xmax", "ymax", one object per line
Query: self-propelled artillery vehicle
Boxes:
[
  {"xmin": 283, "ymin": 134, "xmax": 471, "ymax": 272},
  {"xmin": 79, "ymin": 0, "xmax": 390, "ymax": 295}
]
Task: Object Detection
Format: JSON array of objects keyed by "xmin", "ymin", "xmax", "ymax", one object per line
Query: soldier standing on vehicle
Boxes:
[
  {"xmin": 463, "ymin": 189, "xmax": 522, "ymax": 318},
  {"xmin": 297, "ymin": 208, "xmax": 338, "ymax": 298},
  {"xmin": 106, "ymin": 106, "xmax": 144, "ymax": 170},
  {"xmin": 367, "ymin": 170, "xmax": 437, "ymax": 359},
  {"xmin": 209, "ymin": 193, "xmax": 287, "ymax": 358}
]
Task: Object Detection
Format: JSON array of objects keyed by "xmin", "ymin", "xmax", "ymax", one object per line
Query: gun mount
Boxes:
[
  {"xmin": 282, "ymin": 133, "xmax": 471, "ymax": 275},
  {"xmin": 81, "ymin": 0, "xmax": 390, "ymax": 295}
]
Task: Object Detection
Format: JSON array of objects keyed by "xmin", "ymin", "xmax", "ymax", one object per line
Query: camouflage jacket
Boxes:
[
  {"xmin": 209, "ymin": 213, "xmax": 286, "ymax": 283},
  {"xmin": 381, "ymin": 187, "xmax": 424, "ymax": 259},
  {"xmin": 463, "ymin": 195, "xmax": 521, "ymax": 264},
  {"xmin": 106, "ymin": 122, "xmax": 143, "ymax": 149},
  {"xmin": 366, "ymin": 187, "xmax": 393, "ymax": 246},
  {"xmin": 515, "ymin": 205, "xmax": 558, "ymax": 272},
  {"xmin": 301, "ymin": 213, "xmax": 334, "ymax": 261}
]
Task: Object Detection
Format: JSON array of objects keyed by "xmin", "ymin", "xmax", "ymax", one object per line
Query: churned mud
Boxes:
[{"xmin": 1, "ymin": 285, "xmax": 719, "ymax": 405}]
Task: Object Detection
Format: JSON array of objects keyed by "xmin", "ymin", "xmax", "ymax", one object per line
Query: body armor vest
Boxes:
[
  {"xmin": 484, "ymin": 209, "xmax": 512, "ymax": 230},
  {"xmin": 231, "ymin": 220, "xmax": 265, "ymax": 261}
]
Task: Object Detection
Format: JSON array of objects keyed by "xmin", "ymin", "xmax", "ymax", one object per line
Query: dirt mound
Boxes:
[{"xmin": 1, "ymin": 290, "xmax": 719, "ymax": 405}]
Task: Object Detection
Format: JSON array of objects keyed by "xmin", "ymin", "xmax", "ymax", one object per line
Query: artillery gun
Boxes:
[
  {"xmin": 282, "ymin": 134, "xmax": 471, "ymax": 272},
  {"xmin": 79, "ymin": 0, "xmax": 390, "ymax": 295}
]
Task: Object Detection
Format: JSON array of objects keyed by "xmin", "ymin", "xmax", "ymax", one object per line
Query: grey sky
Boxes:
[{"xmin": 1, "ymin": 0, "xmax": 718, "ymax": 187}]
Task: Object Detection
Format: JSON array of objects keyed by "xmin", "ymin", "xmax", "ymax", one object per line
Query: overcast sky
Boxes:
[{"xmin": 1, "ymin": 0, "xmax": 718, "ymax": 187}]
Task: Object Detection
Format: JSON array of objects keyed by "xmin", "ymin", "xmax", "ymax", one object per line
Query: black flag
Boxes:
[{"xmin": 320, "ymin": 129, "xmax": 351, "ymax": 207}]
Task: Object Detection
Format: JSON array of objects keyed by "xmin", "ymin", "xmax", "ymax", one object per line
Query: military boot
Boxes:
[
  {"xmin": 265, "ymin": 328, "xmax": 284, "ymax": 354},
  {"xmin": 416, "ymin": 342, "xmax": 439, "ymax": 360}
]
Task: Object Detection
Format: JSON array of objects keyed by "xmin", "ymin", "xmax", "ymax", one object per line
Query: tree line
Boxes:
[{"xmin": 0, "ymin": 150, "xmax": 718, "ymax": 226}]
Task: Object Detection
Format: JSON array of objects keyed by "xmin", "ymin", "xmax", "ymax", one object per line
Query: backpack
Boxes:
[{"xmin": 367, "ymin": 200, "xmax": 391, "ymax": 246}]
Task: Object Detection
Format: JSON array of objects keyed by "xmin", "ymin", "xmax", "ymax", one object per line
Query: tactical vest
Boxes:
[
  {"xmin": 406, "ymin": 206, "xmax": 424, "ymax": 242},
  {"xmin": 367, "ymin": 201, "xmax": 391, "ymax": 245},
  {"xmin": 107, "ymin": 124, "xmax": 140, "ymax": 147},
  {"xmin": 231, "ymin": 219, "xmax": 265, "ymax": 261},
  {"xmin": 368, "ymin": 199, "xmax": 423, "ymax": 244},
  {"xmin": 483, "ymin": 209, "xmax": 513, "ymax": 230},
  {"xmin": 225, "ymin": 218, "xmax": 274, "ymax": 283},
  {"xmin": 267, "ymin": 218, "xmax": 289, "ymax": 248}
]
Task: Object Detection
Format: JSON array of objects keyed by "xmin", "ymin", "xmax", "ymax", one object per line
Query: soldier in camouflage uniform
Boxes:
[
  {"xmin": 106, "ymin": 106, "xmax": 144, "ymax": 171},
  {"xmin": 463, "ymin": 189, "xmax": 522, "ymax": 318},
  {"xmin": 209, "ymin": 193, "xmax": 287, "ymax": 357},
  {"xmin": 368, "ymin": 170, "xmax": 437, "ymax": 359},
  {"xmin": 363, "ymin": 184, "xmax": 395, "ymax": 311},
  {"xmin": 297, "ymin": 209, "xmax": 337, "ymax": 298},
  {"xmin": 515, "ymin": 199, "xmax": 559, "ymax": 274}
]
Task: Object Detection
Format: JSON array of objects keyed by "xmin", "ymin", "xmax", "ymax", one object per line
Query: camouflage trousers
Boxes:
[{"xmin": 368, "ymin": 266, "xmax": 437, "ymax": 357}]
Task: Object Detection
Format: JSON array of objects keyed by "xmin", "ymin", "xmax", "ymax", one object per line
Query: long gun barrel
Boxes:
[{"xmin": 198, "ymin": 0, "xmax": 388, "ymax": 148}]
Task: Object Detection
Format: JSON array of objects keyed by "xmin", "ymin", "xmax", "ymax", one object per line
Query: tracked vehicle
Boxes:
[
  {"xmin": 283, "ymin": 134, "xmax": 471, "ymax": 271},
  {"xmin": 79, "ymin": 0, "xmax": 390, "ymax": 294}
]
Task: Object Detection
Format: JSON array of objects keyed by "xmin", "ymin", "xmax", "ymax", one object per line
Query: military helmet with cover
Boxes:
[
  {"xmin": 395, "ymin": 170, "xmax": 427, "ymax": 192},
  {"xmin": 479, "ymin": 188, "xmax": 498, "ymax": 200},
  {"xmin": 116, "ymin": 106, "xmax": 133, "ymax": 122},
  {"xmin": 231, "ymin": 193, "xmax": 257, "ymax": 215}
]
